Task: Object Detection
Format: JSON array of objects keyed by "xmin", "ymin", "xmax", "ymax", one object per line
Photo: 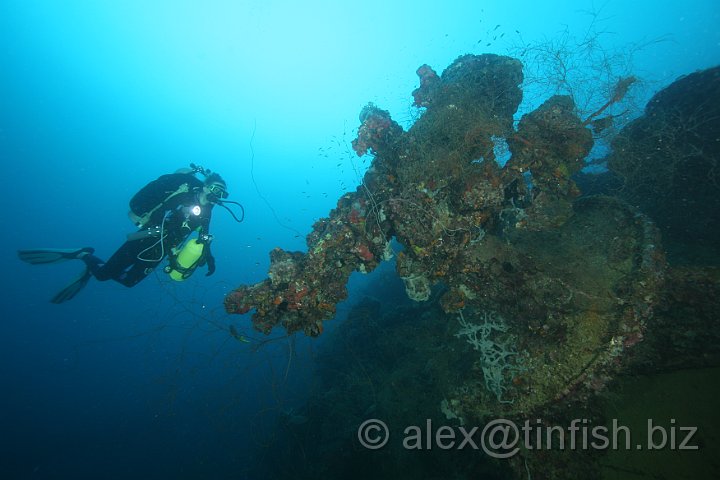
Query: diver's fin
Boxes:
[
  {"xmin": 17, "ymin": 247, "xmax": 95, "ymax": 265},
  {"xmin": 50, "ymin": 268, "xmax": 92, "ymax": 304}
]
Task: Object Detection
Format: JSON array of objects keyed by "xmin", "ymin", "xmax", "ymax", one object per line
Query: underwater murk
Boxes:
[{"xmin": 3, "ymin": 3, "xmax": 720, "ymax": 480}]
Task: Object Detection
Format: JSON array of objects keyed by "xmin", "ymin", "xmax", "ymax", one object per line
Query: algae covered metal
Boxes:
[{"xmin": 225, "ymin": 54, "xmax": 665, "ymax": 415}]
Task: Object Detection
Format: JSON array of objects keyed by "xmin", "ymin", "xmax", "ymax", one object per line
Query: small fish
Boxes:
[
  {"xmin": 494, "ymin": 24, "xmax": 500, "ymax": 30},
  {"xmin": 229, "ymin": 325, "xmax": 250, "ymax": 343}
]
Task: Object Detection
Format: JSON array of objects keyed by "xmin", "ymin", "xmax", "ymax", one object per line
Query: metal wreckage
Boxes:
[{"xmin": 225, "ymin": 53, "xmax": 666, "ymax": 420}]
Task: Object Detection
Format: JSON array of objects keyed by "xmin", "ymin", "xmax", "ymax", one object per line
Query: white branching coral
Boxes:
[{"xmin": 455, "ymin": 310, "xmax": 526, "ymax": 403}]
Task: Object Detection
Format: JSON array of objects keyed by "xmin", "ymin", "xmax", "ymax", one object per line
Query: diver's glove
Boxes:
[
  {"xmin": 198, "ymin": 239, "xmax": 216, "ymax": 276},
  {"xmin": 205, "ymin": 252, "xmax": 216, "ymax": 276}
]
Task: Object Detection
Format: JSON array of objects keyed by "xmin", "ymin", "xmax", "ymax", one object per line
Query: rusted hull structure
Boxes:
[{"xmin": 225, "ymin": 54, "xmax": 664, "ymax": 414}]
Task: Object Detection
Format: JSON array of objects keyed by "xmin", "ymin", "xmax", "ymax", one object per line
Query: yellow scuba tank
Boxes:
[{"xmin": 168, "ymin": 238, "xmax": 205, "ymax": 281}]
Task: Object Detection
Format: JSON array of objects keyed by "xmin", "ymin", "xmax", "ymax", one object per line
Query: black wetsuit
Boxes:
[{"xmin": 83, "ymin": 174, "xmax": 215, "ymax": 287}]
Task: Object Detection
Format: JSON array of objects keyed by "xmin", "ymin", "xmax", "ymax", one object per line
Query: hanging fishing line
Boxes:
[{"xmin": 248, "ymin": 119, "xmax": 304, "ymax": 238}]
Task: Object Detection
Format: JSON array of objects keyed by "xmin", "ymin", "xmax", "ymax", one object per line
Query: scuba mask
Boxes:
[
  {"xmin": 188, "ymin": 164, "xmax": 244, "ymax": 222},
  {"xmin": 206, "ymin": 182, "xmax": 229, "ymax": 202}
]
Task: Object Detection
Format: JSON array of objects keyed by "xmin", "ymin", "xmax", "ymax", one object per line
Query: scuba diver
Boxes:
[{"xmin": 18, "ymin": 164, "xmax": 244, "ymax": 303}]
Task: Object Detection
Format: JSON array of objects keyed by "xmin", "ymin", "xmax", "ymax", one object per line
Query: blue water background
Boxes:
[{"xmin": 1, "ymin": 1, "xmax": 718, "ymax": 478}]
